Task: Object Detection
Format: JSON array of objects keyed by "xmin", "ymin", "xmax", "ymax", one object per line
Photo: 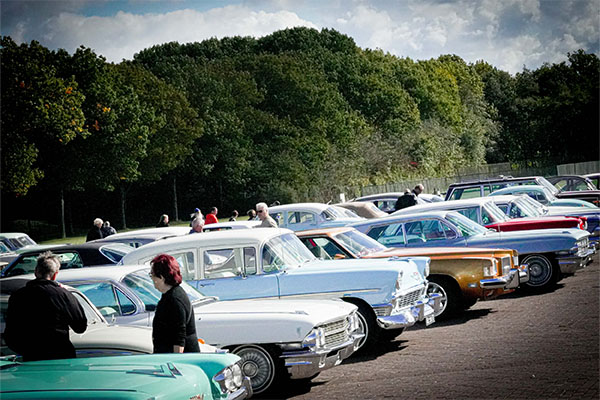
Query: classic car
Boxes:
[
  {"xmin": 267, "ymin": 203, "xmax": 365, "ymax": 231},
  {"xmin": 92, "ymin": 226, "xmax": 190, "ymax": 248},
  {"xmin": 393, "ymin": 197, "xmax": 586, "ymax": 233},
  {"xmin": 49, "ymin": 265, "xmax": 362, "ymax": 394},
  {"xmin": 489, "ymin": 185, "xmax": 598, "ymax": 208},
  {"xmin": 119, "ymin": 228, "xmax": 442, "ymax": 351},
  {"xmin": 0, "ymin": 352, "xmax": 251, "ymax": 399},
  {"xmin": 583, "ymin": 173, "xmax": 600, "ymax": 189},
  {"xmin": 351, "ymin": 192, "xmax": 443, "ymax": 213},
  {"xmin": 445, "ymin": 175, "xmax": 600, "ymax": 206},
  {"xmin": 0, "ymin": 232, "xmax": 37, "ymax": 251},
  {"xmin": 547, "ymin": 175, "xmax": 598, "ymax": 191},
  {"xmin": 351, "ymin": 210, "xmax": 594, "ymax": 290},
  {"xmin": 1, "ymin": 277, "xmax": 223, "ymax": 358},
  {"xmin": 203, "ymin": 220, "xmax": 262, "ymax": 232},
  {"xmin": 296, "ymin": 227, "xmax": 527, "ymax": 319},
  {"xmin": 501, "ymin": 195, "xmax": 600, "ymax": 249},
  {"xmin": 1, "ymin": 242, "xmax": 134, "ymax": 278},
  {"xmin": 336, "ymin": 201, "xmax": 389, "ymax": 219}
]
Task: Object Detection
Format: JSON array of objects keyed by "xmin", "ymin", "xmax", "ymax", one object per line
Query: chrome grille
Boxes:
[
  {"xmin": 577, "ymin": 237, "xmax": 589, "ymax": 255},
  {"xmin": 321, "ymin": 319, "xmax": 350, "ymax": 348},
  {"xmin": 396, "ymin": 288, "xmax": 424, "ymax": 309}
]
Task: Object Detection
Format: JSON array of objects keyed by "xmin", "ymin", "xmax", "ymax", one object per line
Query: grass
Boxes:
[{"xmin": 38, "ymin": 218, "xmax": 230, "ymax": 245}]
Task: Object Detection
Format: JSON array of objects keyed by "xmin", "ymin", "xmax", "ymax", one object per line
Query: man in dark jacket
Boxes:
[
  {"xmin": 394, "ymin": 184, "xmax": 425, "ymax": 211},
  {"xmin": 4, "ymin": 251, "xmax": 87, "ymax": 361},
  {"xmin": 86, "ymin": 218, "xmax": 104, "ymax": 242}
]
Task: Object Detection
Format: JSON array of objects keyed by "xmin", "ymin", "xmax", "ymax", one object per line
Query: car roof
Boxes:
[
  {"xmin": 269, "ymin": 202, "xmax": 332, "ymax": 213},
  {"xmin": 123, "ymin": 228, "xmax": 294, "ymax": 259},
  {"xmin": 95, "ymin": 227, "xmax": 190, "ymax": 240},
  {"xmin": 0, "ymin": 233, "xmax": 33, "ymax": 239},
  {"xmin": 447, "ymin": 175, "xmax": 546, "ymax": 186},
  {"xmin": 353, "ymin": 210, "xmax": 453, "ymax": 225},
  {"xmin": 393, "ymin": 197, "xmax": 495, "ymax": 214},
  {"xmin": 296, "ymin": 226, "xmax": 354, "ymax": 236},
  {"xmin": 490, "ymin": 185, "xmax": 547, "ymax": 194},
  {"xmin": 353, "ymin": 192, "xmax": 405, "ymax": 201},
  {"xmin": 203, "ymin": 221, "xmax": 261, "ymax": 230},
  {"xmin": 17, "ymin": 241, "xmax": 130, "ymax": 256}
]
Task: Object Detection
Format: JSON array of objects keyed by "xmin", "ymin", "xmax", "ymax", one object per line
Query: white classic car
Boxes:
[
  {"xmin": 34, "ymin": 266, "xmax": 363, "ymax": 394},
  {"xmin": 119, "ymin": 229, "xmax": 442, "ymax": 352},
  {"xmin": 267, "ymin": 203, "xmax": 365, "ymax": 231}
]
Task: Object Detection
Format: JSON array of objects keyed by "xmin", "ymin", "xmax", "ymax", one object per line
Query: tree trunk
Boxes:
[
  {"xmin": 173, "ymin": 175, "xmax": 179, "ymax": 221},
  {"xmin": 120, "ymin": 185, "xmax": 127, "ymax": 230},
  {"xmin": 60, "ymin": 188, "xmax": 66, "ymax": 238}
]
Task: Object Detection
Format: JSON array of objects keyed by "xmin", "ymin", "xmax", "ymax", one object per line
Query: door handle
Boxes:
[{"xmin": 198, "ymin": 282, "xmax": 215, "ymax": 287}]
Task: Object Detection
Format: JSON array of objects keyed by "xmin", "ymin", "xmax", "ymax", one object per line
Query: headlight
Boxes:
[
  {"xmin": 513, "ymin": 254, "xmax": 519, "ymax": 267},
  {"xmin": 347, "ymin": 311, "xmax": 360, "ymax": 333},
  {"xmin": 215, "ymin": 361, "xmax": 244, "ymax": 394},
  {"xmin": 395, "ymin": 271, "xmax": 403, "ymax": 291},
  {"xmin": 302, "ymin": 327, "xmax": 325, "ymax": 349},
  {"xmin": 483, "ymin": 259, "xmax": 498, "ymax": 277}
]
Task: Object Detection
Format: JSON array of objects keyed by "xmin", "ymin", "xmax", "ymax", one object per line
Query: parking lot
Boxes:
[{"xmin": 263, "ymin": 255, "xmax": 599, "ymax": 400}]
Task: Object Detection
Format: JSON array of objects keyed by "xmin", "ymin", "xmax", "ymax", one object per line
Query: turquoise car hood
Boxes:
[{"xmin": 467, "ymin": 228, "xmax": 588, "ymax": 254}]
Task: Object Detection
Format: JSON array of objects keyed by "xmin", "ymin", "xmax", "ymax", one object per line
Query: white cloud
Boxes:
[{"xmin": 35, "ymin": 5, "xmax": 317, "ymax": 62}]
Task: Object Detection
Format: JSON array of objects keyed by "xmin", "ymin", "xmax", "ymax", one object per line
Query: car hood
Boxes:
[
  {"xmin": 365, "ymin": 247, "xmax": 513, "ymax": 259},
  {"xmin": 545, "ymin": 207, "xmax": 600, "ymax": 219},
  {"xmin": 195, "ymin": 298, "xmax": 357, "ymax": 347}
]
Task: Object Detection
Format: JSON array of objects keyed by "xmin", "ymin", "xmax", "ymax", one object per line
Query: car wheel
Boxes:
[
  {"xmin": 427, "ymin": 276, "xmax": 462, "ymax": 319},
  {"xmin": 231, "ymin": 344, "xmax": 280, "ymax": 394},
  {"xmin": 523, "ymin": 254, "xmax": 556, "ymax": 289},
  {"xmin": 352, "ymin": 301, "xmax": 380, "ymax": 353}
]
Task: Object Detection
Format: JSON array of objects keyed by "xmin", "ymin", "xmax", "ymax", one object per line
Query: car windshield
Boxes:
[
  {"xmin": 511, "ymin": 197, "xmax": 540, "ymax": 217},
  {"xmin": 538, "ymin": 177, "xmax": 559, "ymax": 195},
  {"xmin": 445, "ymin": 212, "xmax": 488, "ymax": 237},
  {"xmin": 322, "ymin": 206, "xmax": 352, "ymax": 220},
  {"xmin": 334, "ymin": 230, "xmax": 387, "ymax": 256},
  {"xmin": 71, "ymin": 291, "xmax": 105, "ymax": 325},
  {"xmin": 483, "ymin": 202, "xmax": 509, "ymax": 222},
  {"xmin": 122, "ymin": 269, "xmax": 206, "ymax": 308},
  {"xmin": 518, "ymin": 195, "xmax": 548, "ymax": 215},
  {"xmin": 262, "ymin": 233, "xmax": 316, "ymax": 271},
  {"xmin": 539, "ymin": 186, "xmax": 558, "ymax": 201}
]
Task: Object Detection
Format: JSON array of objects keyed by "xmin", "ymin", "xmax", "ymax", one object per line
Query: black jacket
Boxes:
[
  {"xmin": 152, "ymin": 285, "xmax": 200, "ymax": 353},
  {"xmin": 86, "ymin": 226, "xmax": 103, "ymax": 242},
  {"xmin": 4, "ymin": 279, "xmax": 87, "ymax": 361},
  {"xmin": 395, "ymin": 192, "xmax": 418, "ymax": 210}
]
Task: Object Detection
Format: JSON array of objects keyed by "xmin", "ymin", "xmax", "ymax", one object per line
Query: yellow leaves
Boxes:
[
  {"xmin": 77, "ymin": 127, "xmax": 83, "ymax": 132},
  {"xmin": 65, "ymin": 87, "xmax": 73, "ymax": 94},
  {"xmin": 58, "ymin": 138, "xmax": 63, "ymax": 143},
  {"xmin": 44, "ymin": 103, "xmax": 49, "ymax": 108},
  {"xmin": 102, "ymin": 106, "xmax": 111, "ymax": 113},
  {"xmin": 93, "ymin": 120, "xmax": 100, "ymax": 131}
]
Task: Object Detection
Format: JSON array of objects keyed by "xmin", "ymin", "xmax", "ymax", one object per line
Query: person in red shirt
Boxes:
[{"xmin": 205, "ymin": 207, "xmax": 218, "ymax": 225}]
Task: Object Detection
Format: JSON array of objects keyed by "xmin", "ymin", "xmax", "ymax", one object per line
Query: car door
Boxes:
[
  {"xmin": 69, "ymin": 281, "xmax": 141, "ymax": 324},
  {"xmin": 286, "ymin": 211, "xmax": 319, "ymax": 231},
  {"xmin": 404, "ymin": 219, "xmax": 466, "ymax": 248},
  {"xmin": 189, "ymin": 245, "xmax": 280, "ymax": 301},
  {"xmin": 365, "ymin": 222, "xmax": 406, "ymax": 247}
]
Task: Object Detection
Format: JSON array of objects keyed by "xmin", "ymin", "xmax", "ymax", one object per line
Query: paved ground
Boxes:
[{"xmin": 262, "ymin": 255, "xmax": 599, "ymax": 400}]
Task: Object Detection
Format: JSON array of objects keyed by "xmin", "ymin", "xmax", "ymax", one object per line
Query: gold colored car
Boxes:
[{"xmin": 297, "ymin": 227, "xmax": 529, "ymax": 319}]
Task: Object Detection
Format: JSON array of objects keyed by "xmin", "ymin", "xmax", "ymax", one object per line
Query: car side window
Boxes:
[
  {"xmin": 243, "ymin": 247, "xmax": 257, "ymax": 275},
  {"xmin": 5, "ymin": 255, "xmax": 38, "ymax": 277},
  {"xmin": 270, "ymin": 212, "xmax": 283, "ymax": 226},
  {"xmin": 457, "ymin": 207, "xmax": 479, "ymax": 224},
  {"xmin": 172, "ymin": 252, "xmax": 195, "ymax": 280},
  {"xmin": 453, "ymin": 187, "xmax": 481, "ymax": 200},
  {"xmin": 440, "ymin": 221, "xmax": 458, "ymax": 239},
  {"xmin": 553, "ymin": 179, "xmax": 568, "ymax": 191},
  {"xmin": 288, "ymin": 211, "xmax": 316, "ymax": 226},
  {"xmin": 74, "ymin": 282, "xmax": 135, "ymax": 317},
  {"xmin": 203, "ymin": 249, "xmax": 242, "ymax": 279},
  {"xmin": 301, "ymin": 237, "xmax": 345, "ymax": 260},
  {"xmin": 366, "ymin": 223, "xmax": 405, "ymax": 246},
  {"xmin": 420, "ymin": 220, "xmax": 447, "ymax": 241},
  {"xmin": 57, "ymin": 252, "xmax": 83, "ymax": 269},
  {"xmin": 497, "ymin": 204, "xmax": 509, "ymax": 214}
]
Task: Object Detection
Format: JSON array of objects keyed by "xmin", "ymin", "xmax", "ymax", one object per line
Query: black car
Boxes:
[{"xmin": 0, "ymin": 242, "xmax": 133, "ymax": 278}]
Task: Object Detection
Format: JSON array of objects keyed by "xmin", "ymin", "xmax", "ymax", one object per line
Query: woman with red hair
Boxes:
[{"xmin": 149, "ymin": 254, "xmax": 200, "ymax": 354}]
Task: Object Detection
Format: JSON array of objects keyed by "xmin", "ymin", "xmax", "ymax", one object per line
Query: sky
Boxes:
[{"xmin": 1, "ymin": 0, "xmax": 599, "ymax": 74}]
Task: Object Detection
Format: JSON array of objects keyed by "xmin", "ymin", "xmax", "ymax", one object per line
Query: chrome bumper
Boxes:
[
  {"xmin": 376, "ymin": 294, "xmax": 441, "ymax": 329},
  {"xmin": 555, "ymin": 248, "xmax": 596, "ymax": 274},
  {"xmin": 282, "ymin": 333, "xmax": 363, "ymax": 379},
  {"xmin": 479, "ymin": 264, "xmax": 529, "ymax": 290},
  {"xmin": 226, "ymin": 376, "xmax": 252, "ymax": 400}
]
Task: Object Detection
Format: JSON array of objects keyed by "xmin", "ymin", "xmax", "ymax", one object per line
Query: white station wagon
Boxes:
[{"xmin": 120, "ymin": 228, "xmax": 442, "ymax": 352}]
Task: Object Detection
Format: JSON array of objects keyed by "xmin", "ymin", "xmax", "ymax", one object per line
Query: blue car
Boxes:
[
  {"xmin": 351, "ymin": 210, "xmax": 594, "ymax": 290},
  {"xmin": 267, "ymin": 203, "xmax": 365, "ymax": 231}
]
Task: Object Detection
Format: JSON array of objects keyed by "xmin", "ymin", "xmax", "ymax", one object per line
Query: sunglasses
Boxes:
[{"xmin": 257, "ymin": 210, "xmax": 265, "ymax": 213}]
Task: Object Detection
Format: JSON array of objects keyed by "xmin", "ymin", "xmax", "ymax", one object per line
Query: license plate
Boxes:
[{"xmin": 425, "ymin": 315, "xmax": 435, "ymax": 326}]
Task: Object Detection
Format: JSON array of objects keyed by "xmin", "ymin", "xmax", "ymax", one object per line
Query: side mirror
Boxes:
[{"xmin": 99, "ymin": 307, "xmax": 117, "ymax": 318}]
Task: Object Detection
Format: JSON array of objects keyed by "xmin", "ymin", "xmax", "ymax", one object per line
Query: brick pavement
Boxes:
[{"xmin": 263, "ymin": 255, "xmax": 599, "ymax": 400}]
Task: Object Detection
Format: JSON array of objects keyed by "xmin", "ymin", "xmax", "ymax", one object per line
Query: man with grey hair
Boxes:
[
  {"xmin": 4, "ymin": 252, "xmax": 87, "ymax": 361},
  {"xmin": 256, "ymin": 202, "xmax": 278, "ymax": 228},
  {"xmin": 189, "ymin": 215, "xmax": 205, "ymax": 234},
  {"xmin": 86, "ymin": 217, "xmax": 104, "ymax": 242}
]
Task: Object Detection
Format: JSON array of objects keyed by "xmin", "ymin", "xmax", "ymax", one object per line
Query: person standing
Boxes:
[
  {"xmin": 86, "ymin": 218, "xmax": 104, "ymax": 242},
  {"xmin": 255, "ymin": 202, "xmax": 278, "ymax": 228},
  {"xmin": 149, "ymin": 254, "xmax": 200, "ymax": 354},
  {"xmin": 4, "ymin": 252, "xmax": 87, "ymax": 361},
  {"xmin": 394, "ymin": 184, "xmax": 424, "ymax": 211},
  {"xmin": 101, "ymin": 221, "xmax": 117, "ymax": 237},
  {"xmin": 156, "ymin": 214, "xmax": 170, "ymax": 227},
  {"xmin": 205, "ymin": 207, "xmax": 218, "ymax": 225},
  {"xmin": 247, "ymin": 209, "xmax": 256, "ymax": 221},
  {"xmin": 229, "ymin": 210, "xmax": 239, "ymax": 222}
]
